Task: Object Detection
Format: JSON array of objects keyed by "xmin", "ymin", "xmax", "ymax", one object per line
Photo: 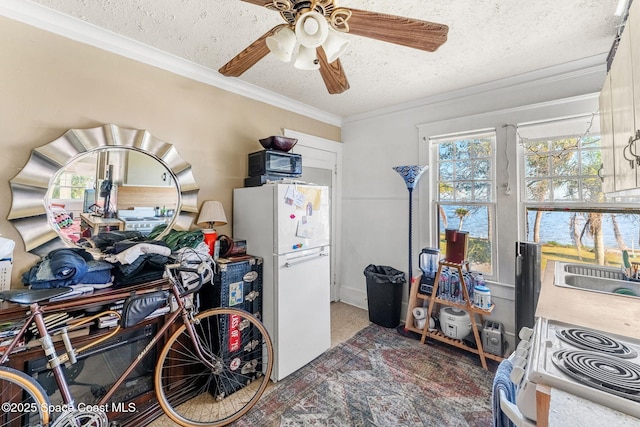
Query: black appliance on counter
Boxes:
[
  {"xmin": 515, "ymin": 241, "xmax": 542, "ymax": 344},
  {"xmin": 245, "ymin": 150, "xmax": 302, "ymax": 187}
]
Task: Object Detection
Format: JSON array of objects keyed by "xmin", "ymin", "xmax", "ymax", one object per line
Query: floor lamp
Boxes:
[{"xmin": 393, "ymin": 165, "xmax": 428, "ymax": 336}]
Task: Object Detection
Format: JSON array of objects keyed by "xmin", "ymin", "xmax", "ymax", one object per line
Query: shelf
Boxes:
[
  {"xmin": 405, "ymin": 260, "xmax": 504, "ymax": 370},
  {"xmin": 416, "ymin": 292, "xmax": 495, "ymax": 315}
]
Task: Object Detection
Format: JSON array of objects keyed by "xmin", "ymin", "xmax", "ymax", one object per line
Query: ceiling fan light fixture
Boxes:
[
  {"xmin": 322, "ymin": 28, "xmax": 350, "ymax": 63},
  {"xmin": 293, "ymin": 45, "xmax": 320, "ymax": 70},
  {"xmin": 295, "ymin": 11, "xmax": 329, "ymax": 48},
  {"xmin": 266, "ymin": 26, "xmax": 297, "ymax": 62}
]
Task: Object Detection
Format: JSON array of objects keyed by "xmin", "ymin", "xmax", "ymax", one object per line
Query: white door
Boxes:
[{"xmin": 285, "ymin": 129, "xmax": 341, "ymax": 302}]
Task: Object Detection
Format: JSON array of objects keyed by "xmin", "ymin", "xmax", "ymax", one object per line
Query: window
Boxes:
[
  {"xmin": 51, "ymin": 171, "xmax": 94, "ymax": 200},
  {"xmin": 49, "ymin": 153, "xmax": 97, "ymax": 201},
  {"xmin": 519, "ymin": 115, "xmax": 640, "ymax": 267},
  {"xmin": 522, "ymin": 129, "xmax": 602, "ymax": 204},
  {"xmin": 432, "ymin": 130, "xmax": 496, "ymax": 275}
]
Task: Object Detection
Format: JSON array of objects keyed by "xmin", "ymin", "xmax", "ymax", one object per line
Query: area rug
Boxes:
[{"xmin": 231, "ymin": 323, "xmax": 497, "ymax": 427}]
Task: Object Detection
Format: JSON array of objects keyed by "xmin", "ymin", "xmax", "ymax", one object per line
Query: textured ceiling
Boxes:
[{"xmin": 30, "ymin": 0, "xmax": 621, "ymax": 118}]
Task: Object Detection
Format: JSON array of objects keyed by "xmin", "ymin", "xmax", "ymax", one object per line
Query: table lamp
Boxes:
[{"xmin": 197, "ymin": 201, "xmax": 228, "ymax": 256}]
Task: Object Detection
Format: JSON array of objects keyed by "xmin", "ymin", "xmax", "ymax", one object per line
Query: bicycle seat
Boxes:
[{"xmin": 0, "ymin": 288, "xmax": 73, "ymax": 304}]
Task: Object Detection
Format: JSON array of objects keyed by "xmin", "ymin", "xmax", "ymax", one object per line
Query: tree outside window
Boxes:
[
  {"xmin": 433, "ymin": 131, "xmax": 496, "ymax": 275},
  {"xmin": 520, "ymin": 116, "xmax": 640, "ymax": 267}
]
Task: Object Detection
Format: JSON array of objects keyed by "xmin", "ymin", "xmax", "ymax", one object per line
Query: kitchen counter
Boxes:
[
  {"xmin": 548, "ymin": 388, "xmax": 640, "ymax": 426},
  {"xmin": 534, "ymin": 266, "xmax": 640, "ymax": 425},
  {"xmin": 536, "ymin": 272, "xmax": 640, "ymax": 340}
]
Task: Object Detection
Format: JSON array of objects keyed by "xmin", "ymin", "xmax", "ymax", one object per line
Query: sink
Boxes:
[{"xmin": 554, "ymin": 262, "xmax": 640, "ymax": 298}]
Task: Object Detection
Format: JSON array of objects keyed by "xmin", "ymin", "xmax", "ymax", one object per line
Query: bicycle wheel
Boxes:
[
  {"xmin": 155, "ymin": 308, "xmax": 273, "ymax": 427},
  {"xmin": 0, "ymin": 365, "xmax": 51, "ymax": 427}
]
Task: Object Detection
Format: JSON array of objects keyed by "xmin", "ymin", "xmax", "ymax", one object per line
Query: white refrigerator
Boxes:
[{"xmin": 233, "ymin": 183, "xmax": 331, "ymax": 381}]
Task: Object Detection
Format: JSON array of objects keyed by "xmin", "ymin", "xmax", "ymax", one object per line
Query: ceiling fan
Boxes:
[{"xmin": 219, "ymin": 0, "xmax": 448, "ymax": 94}]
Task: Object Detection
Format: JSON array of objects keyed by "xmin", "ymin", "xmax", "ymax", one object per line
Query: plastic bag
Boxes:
[{"xmin": 363, "ymin": 264, "xmax": 406, "ymax": 284}]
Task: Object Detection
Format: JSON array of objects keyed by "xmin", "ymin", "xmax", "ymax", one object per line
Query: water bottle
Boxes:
[
  {"xmin": 439, "ymin": 267, "xmax": 450, "ymax": 299},
  {"xmin": 450, "ymin": 271, "xmax": 461, "ymax": 302}
]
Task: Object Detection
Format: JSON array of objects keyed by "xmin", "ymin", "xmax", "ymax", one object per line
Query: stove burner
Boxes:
[
  {"xmin": 556, "ymin": 328, "xmax": 638, "ymax": 359},
  {"xmin": 552, "ymin": 350, "xmax": 640, "ymax": 402},
  {"xmin": 553, "ymin": 350, "xmax": 640, "ymax": 402}
]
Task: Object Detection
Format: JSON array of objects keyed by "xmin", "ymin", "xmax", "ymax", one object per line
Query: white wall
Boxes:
[{"xmin": 339, "ymin": 55, "xmax": 607, "ymax": 348}]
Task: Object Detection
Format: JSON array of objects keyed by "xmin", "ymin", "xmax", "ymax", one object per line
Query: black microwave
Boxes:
[{"xmin": 248, "ymin": 150, "xmax": 302, "ymax": 177}]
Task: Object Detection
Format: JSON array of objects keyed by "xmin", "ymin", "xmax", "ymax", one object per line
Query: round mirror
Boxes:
[{"xmin": 8, "ymin": 124, "xmax": 199, "ymax": 256}]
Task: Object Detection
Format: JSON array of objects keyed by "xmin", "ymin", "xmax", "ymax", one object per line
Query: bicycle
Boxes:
[{"xmin": 0, "ymin": 259, "xmax": 273, "ymax": 427}]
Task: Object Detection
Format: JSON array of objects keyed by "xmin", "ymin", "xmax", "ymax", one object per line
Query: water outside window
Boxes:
[
  {"xmin": 520, "ymin": 115, "xmax": 640, "ymax": 269},
  {"xmin": 433, "ymin": 130, "xmax": 496, "ymax": 275}
]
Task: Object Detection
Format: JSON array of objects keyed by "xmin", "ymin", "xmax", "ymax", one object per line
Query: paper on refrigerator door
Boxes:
[
  {"xmin": 296, "ymin": 217, "xmax": 313, "ymax": 238},
  {"xmin": 278, "ymin": 184, "xmax": 330, "ymax": 254}
]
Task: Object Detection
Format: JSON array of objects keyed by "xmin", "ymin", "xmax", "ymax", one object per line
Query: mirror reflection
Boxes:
[
  {"xmin": 9, "ymin": 124, "xmax": 199, "ymax": 256},
  {"xmin": 45, "ymin": 149, "xmax": 180, "ymax": 246}
]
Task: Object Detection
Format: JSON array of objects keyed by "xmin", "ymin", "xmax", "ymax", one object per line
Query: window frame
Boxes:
[
  {"xmin": 430, "ymin": 129, "xmax": 498, "ymax": 278},
  {"xmin": 518, "ymin": 115, "xmax": 640, "ymax": 265}
]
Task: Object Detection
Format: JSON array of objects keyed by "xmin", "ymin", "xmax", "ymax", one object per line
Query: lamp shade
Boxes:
[
  {"xmin": 393, "ymin": 165, "xmax": 429, "ymax": 190},
  {"xmin": 266, "ymin": 26, "xmax": 297, "ymax": 62},
  {"xmin": 294, "ymin": 45, "xmax": 319, "ymax": 70},
  {"xmin": 197, "ymin": 201, "xmax": 228, "ymax": 229},
  {"xmin": 322, "ymin": 28, "xmax": 350, "ymax": 63},
  {"xmin": 295, "ymin": 11, "xmax": 329, "ymax": 48}
]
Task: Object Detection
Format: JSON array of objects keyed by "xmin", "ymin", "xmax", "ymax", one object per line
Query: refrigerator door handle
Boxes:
[{"xmin": 284, "ymin": 252, "xmax": 328, "ymax": 268}]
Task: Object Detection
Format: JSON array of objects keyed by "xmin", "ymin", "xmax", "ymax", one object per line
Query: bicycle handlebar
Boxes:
[{"xmin": 164, "ymin": 261, "xmax": 211, "ymax": 295}]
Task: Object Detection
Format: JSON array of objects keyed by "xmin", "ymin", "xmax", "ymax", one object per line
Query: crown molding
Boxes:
[
  {"xmin": 0, "ymin": 0, "xmax": 342, "ymax": 127},
  {"xmin": 344, "ymin": 54, "xmax": 608, "ymax": 124}
]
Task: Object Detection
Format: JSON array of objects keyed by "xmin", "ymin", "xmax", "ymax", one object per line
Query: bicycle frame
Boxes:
[
  {"xmin": 0, "ymin": 269, "xmax": 217, "ymax": 414},
  {"xmin": 97, "ymin": 283, "xmax": 217, "ymax": 406}
]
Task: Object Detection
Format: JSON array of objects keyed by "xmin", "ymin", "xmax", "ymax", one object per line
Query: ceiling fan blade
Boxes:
[
  {"xmin": 219, "ymin": 26, "xmax": 282, "ymax": 77},
  {"xmin": 346, "ymin": 8, "xmax": 448, "ymax": 52},
  {"xmin": 317, "ymin": 47, "xmax": 350, "ymax": 95},
  {"xmin": 239, "ymin": 0, "xmax": 270, "ymax": 7}
]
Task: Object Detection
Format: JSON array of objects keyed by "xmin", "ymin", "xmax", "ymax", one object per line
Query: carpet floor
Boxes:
[{"xmin": 231, "ymin": 323, "xmax": 497, "ymax": 427}]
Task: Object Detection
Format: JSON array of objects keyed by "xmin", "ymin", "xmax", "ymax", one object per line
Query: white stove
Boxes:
[
  {"xmin": 513, "ymin": 318, "xmax": 640, "ymax": 423},
  {"xmin": 117, "ymin": 207, "xmax": 167, "ymax": 235}
]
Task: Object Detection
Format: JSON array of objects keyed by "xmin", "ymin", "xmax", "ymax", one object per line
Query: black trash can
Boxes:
[{"xmin": 363, "ymin": 264, "xmax": 406, "ymax": 328}]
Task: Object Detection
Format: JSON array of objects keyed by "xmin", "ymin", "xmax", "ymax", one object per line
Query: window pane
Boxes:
[
  {"xmin": 474, "ymin": 159, "xmax": 491, "ymax": 179},
  {"xmin": 472, "ymin": 139, "xmax": 492, "ymax": 158},
  {"xmin": 551, "ymin": 137, "xmax": 579, "ymax": 152},
  {"xmin": 525, "ymin": 155, "xmax": 550, "ymax": 177},
  {"xmin": 551, "ymin": 150, "xmax": 578, "ymax": 176},
  {"xmin": 526, "ymin": 208, "xmax": 640, "ymax": 268},
  {"xmin": 526, "ymin": 179, "xmax": 550, "ymax": 202},
  {"xmin": 456, "ymin": 140, "xmax": 471, "ymax": 159},
  {"xmin": 524, "ymin": 140, "xmax": 549, "ymax": 155},
  {"xmin": 454, "ymin": 181, "xmax": 472, "ymax": 201},
  {"xmin": 582, "ymin": 177, "xmax": 603, "ymax": 202},
  {"xmin": 581, "ymin": 149, "xmax": 601, "ymax": 174},
  {"xmin": 437, "ymin": 204, "xmax": 493, "ymax": 274},
  {"xmin": 439, "ymin": 161, "xmax": 454, "ymax": 181},
  {"xmin": 474, "ymin": 182, "xmax": 491, "ymax": 201},
  {"xmin": 552, "ymin": 179, "xmax": 580, "ymax": 201},
  {"xmin": 439, "ymin": 142, "xmax": 454, "ymax": 160},
  {"xmin": 456, "ymin": 160, "xmax": 473, "ymax": 180},
  {"xmin": 439, "ymin": 183, "xmax": 454, "ymax": 200}
]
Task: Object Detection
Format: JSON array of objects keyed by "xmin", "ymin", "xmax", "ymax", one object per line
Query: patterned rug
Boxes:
[{"xmin": 231, "ymin": 323, "xmax": 498, "ymax": 427}]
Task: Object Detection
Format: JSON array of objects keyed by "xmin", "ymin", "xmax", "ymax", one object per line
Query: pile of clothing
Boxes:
[
  {"xmin": 23, "ymin": 229, "xmax": 206, "ymax": 290},
  {"xmin": 22, "ymin": 248, "xmax": 113, "ymax": 289}
]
